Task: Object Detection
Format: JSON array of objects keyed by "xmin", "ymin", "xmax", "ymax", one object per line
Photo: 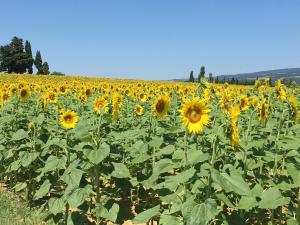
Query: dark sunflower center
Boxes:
[
  {"xmin": 64, "ymin": 115, "xmax": 72, "ymax": 123},
  {"xmin": 49, "ymin": 94, "xmax": 55, "ymax": 100},
  {"xmin": 156, "ymin": 100, "xmax": 165, "ymax": 113},
  {"xmin": 21, "ymin": 90, "xmax": 27, "ymax": 97},
  {"xmin": 96, "ymin": 100, "xmax": 104, "ymax": 108},
  {"xmin": 241, "ymin": 99, "xmax": 246, "ymax": 107},
  {"xmin": 187, "ymin": 107, "xmax": 202, "ymax": 123}
]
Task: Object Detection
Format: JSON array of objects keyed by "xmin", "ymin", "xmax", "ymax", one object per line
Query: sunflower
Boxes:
[
  {"xmin": 254, "ymin": 79, "xmax": 261, "ymax": 89},
  {"xmin": 219, "ymin": 90, "xmax": 234, "ymax": 113},
  {"xmin": 240, "ymin": 95, "xmax": 249, "ymax": 111},
  {"xmin": 93, "ymin": 96, "xmax": 109, "ymax": 114},
  {"xmin": 78, "ymin": 92, "xmax": 88, "ymax": 102},
  {"xmin": 60, "ymin": 111, "xmax": 78, "ymax": 129},
  {"xmin": 112, "ymin": 93, "xmax": 123, "ymax": 120},
  {"xmin": 112, "ymin": 93, "xmax": 123, "ymax": 107},
  {"xmin": 288, "ymin": 95, "xmax": 299, "ymax": 121},
  {"xmin": 124, "ymin": 88, "xmax": 131, "ymax": 97},
  {"xmin": 277, "ymin": 87, "xmax": 286, "ymax": 101},
  {"xmin": 135, "ymin": 104, "xmax": 144, "ymax": 116},
  {"xmin": 230, "ymin": 106, "xmax": 240, "ymax": 147},
  {"xmin": 180, "ymin": 97, "xmax": 210, "ymax": 134},
  {"xmin": 250, "ymin": 95, "xmax": 259, "ymax": 110},
  {"xmin": 139, "ymin": 93, "xmax": 147, "ymax": 102},
  {"xmin": 59, "ymin": 85, "xmax": 68, "ymax": 94},
  {"xmin": 204, "ymin": 88, "xmax": 211, "ymax": 102},
  {"xmin": 85, "ymin": 88, "xmax": 92, "ymax": 97},
  {"xmin": 1, "ymin": 91, "xmax": 10, "ymax": 103},
  {"xmin": 152, "ymin": 95, "xmax": 170, "ymax": 118},
  {"xmin": 259, "ymin": 97, "xmax": 268, "ymax": 127},
  {"xmin": 19, "ymin": 87, "xmax": 31, "ymax": 101},
  {"xmin": 45, "ymin": 91, "xmax": 58, "ymax": 103}
]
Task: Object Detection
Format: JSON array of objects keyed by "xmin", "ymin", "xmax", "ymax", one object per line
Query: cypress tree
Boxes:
[
  {"xmin": 198, "ymin": 66, "xmax": 205, "ymax": 82},
  {"xmin": 34, "ymin": 50, "xmax": 43, "ymax": 74},
  {"xmin": 0, "ymin": 36, "xmax": 29, "ymax": 73},
  {"xmin": 209, "ymin": 73, "xmax": 213, "ymax": 82},
  {"xmin": 25, "ymin": 41, "xmax": 33, "ymax": 74},
  {"xmin": 189, "ymin": 71, "xmax": 195, "ymax": 82},
  {"xmin": 42, "ymin": 62, "xmax": 50, "ymax": 75}
]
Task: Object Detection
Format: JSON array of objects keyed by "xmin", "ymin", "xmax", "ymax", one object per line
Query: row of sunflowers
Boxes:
[{"xmin": 0, "ymin": 74, "xmax": 299, "ymax": 225}]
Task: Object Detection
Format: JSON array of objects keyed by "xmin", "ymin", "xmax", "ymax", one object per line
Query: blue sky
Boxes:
[{"xmin": 1, "ymin": 0, "xmax": 300, "ymax": 80}]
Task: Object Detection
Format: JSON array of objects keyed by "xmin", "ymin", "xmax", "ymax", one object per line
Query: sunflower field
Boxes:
[{"xmin": 0, "ymin": 74, "xmax": 300, "ymax": 225}]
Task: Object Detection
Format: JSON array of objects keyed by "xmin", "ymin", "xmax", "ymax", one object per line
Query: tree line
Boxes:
[
  {"xmin": 188, "ymin": 66, "xmax": 215, "ymax": 83},
  {"xmin": 0, "ymin": 36, "xmax": 51, "ymax": 75},
  {"xmin": 188, "ymin": 66, "xmax": 276, "ymax": 86}
]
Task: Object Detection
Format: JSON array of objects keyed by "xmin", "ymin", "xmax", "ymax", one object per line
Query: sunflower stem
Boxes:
[{"xmin": 274, "ymin": 109, "xmax": 288, "ymax": 176}]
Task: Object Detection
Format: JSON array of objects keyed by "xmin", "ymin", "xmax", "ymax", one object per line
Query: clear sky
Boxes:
[{"xmin": 1, "ymin": 0, "xmax": 300, "ymax": 80}]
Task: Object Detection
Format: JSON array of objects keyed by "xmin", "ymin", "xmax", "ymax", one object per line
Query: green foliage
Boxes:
[
  {"xmin": 0, "ymin": 80, "xmax": 299, "ymax": 225},
  {"xmin": 0, "ymin": 37, "xmax": 32, "ymax": 73},
  {"xmin": 25, "ymin": 41, "xmax": 33, "ymax": 74},
  {"xmin": 34, "ymin": 50, "xmax": 43, "ymax": 74},
  {"xmin": 189, "ymin": 70, "xmax": 194, "ymax": 82},
  {"xmin": 198, "ymin": 66, "xmax": 205, "ymax": 82}
]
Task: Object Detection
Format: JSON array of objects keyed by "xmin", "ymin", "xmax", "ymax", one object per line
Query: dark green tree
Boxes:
[
  {"xmin": 198, "ymin": 66, "xmax": 205, "ymax": 82},
  {"xmin": 231, "ymin": 77, "xmax": 235, "ymax": 84},
  {"xmin": 209, "ymin": 73, "xmax": 213, "ymax": 82},
  {"xmin": 25, "ymin": 41, "xmax": 33, "ymax": 74},
  {"xmin": 42, "ymin": 62, "xmax": 50, "ymax": 74},
  {"xmin": 0, "ymin": 36, "xmax": 30, "ymax": 73},
  {"xmin": 189, "ymin": 71, "xmax": 195, "ymax": 82},
  {"xmin": 34, "ymin": 50, "xmax": 43, "ymax": 74},
  {"xmin": 215, "ymin": 76, "xmax": 219, "ymax": 84},
  {"xmin": 0, "ymin": 45, "xmax": 12, "ymax": 72},
  {"xmin": 51, "ymin": 71, "xmax": 65, "ymax": 76}
]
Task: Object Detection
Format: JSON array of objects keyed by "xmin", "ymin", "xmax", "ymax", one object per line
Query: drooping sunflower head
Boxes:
[
  {"xmin": 93, "ymin": 96, "xmax": 109, "ymax": 114},
  {"xmin": 204, "ymin": 88, "xmax": 211, "ymax": 102},
  {"xmin": 239, "ymin": 95, "xmax": 249, "ymax": 111},
  {"xmin": 254, "ymin": 79, "xmax": 261, "ymax": 89},
  {"xmin": 85, "ymin": 88, "xmax": 92, "ymax": 97},
  {"xmin": 277, "ymin": 87, "xmax": 286, "ymax": 101},
  {"xmin": 152, "ymin": 95, "xmax": 170, "ymax": 118},
  {"xmin": 259, "ymin": 97, "xmax": 268, "ymax": 126},
  {"xmin": 219, "ymin": 90, "xmax": 234, "ymax": 113},
  {"xmin": 275, "ymin": 80, "xmax": 283, "ymax": 90},
  {"xmin": 230, "ymin": 125, "xmax": 239, "ymax": 147},
  {"xmin": 180, "ymin": 97, "xmax": 210, "ymax": 134},
  {"xmin": 250, "ymin": 95, "xmax": 259, "ymax": 110},
  {"xmin": 135, "ymin": 104, "xmax": 144, "ymax": 116},
  {"xmin": 288, "ymin": 95, "xmax": 299, "ymax": 121},
  {"xmin": 231, "ymin": 105, "xmax": 240, "ymax": 124},
  {"xmin": 19, "ymin": 88, "xmax": 31, "ymax": 101},
  {"xmin": 112, "ymin": 93, "xmax": 123, "ymax": 107},
  {"xmin": 60, "ymin": 111, "xmax": 78, "ymax": 129}
]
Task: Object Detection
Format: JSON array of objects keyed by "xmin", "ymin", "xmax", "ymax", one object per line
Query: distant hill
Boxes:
[
  {"xmin": 174, "ymin": 68, "xmax": 300, "ymax": 84},
  {"xmin": 218, "ymin": 68, "xmax": 300, "ymax": 84}
]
